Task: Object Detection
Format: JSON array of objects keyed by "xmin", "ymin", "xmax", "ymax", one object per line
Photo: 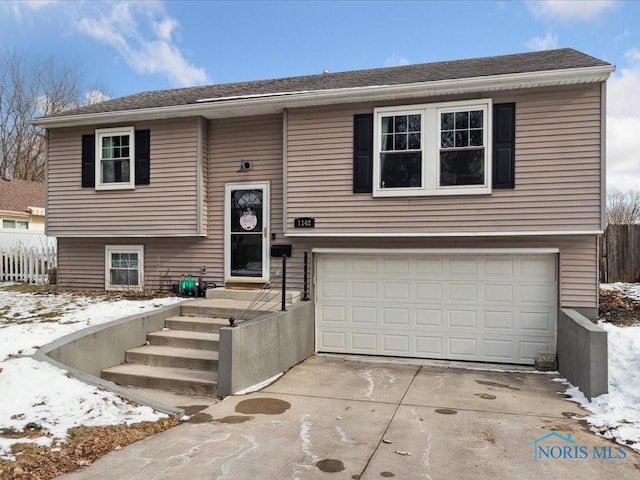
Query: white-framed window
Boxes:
[
  {"xmin": 96, "ymin": 127, "xmax": 135, "ymax": 190},
  {"xmin": 105, "ymin": 245, "xmax": 143, "ymax": 290},
  {"xmin": 2, "ymin": 219, "xmax": 29, "ymax": 229},
  {"xmin": 374, "ymin": 99, "xmax": 491, "ymax": 197}
]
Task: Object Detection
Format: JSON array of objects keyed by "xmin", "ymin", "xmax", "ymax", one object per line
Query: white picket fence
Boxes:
[{"xmin": 0, "ymin": 244, "xmax": 57, "ymax": 284}]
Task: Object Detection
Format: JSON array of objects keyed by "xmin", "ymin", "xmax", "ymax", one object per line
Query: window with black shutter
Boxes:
[
  {"xmin": 353, "ymin": 114, "xmax": 373, "ymax": 193},
  {"xmin": 81, "ymin": 127, "xmax": 150, "ymax": 189}
]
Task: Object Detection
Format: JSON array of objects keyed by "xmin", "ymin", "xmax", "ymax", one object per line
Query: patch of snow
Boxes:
[
  {"xmin": 600, "ymin": 282, "xmax": 640, "ymax": 301},
  {"xmin": 0, "ymin": 284, "xmax": 179, "ymax": 459},
  {"xmin": 234, "ymin": 372, "xmax": 283, "ymax": 395},
  {"xmin": 563, "ymin": 320, "xmax": 640, "ymax": 453},
  {"xmin": 0, "ymin": 358, "xmax": 164, "ymax": 458}
]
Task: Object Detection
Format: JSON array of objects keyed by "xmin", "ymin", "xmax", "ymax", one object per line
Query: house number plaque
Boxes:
[{"xmin": 294, "ymin": 217, "xmax": 315, "ymax": 228}]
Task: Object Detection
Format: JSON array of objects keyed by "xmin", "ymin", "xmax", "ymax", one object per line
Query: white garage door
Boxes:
[{"xmin": 315, "ymin": 252, "xmax": 557, "ymax": 365}]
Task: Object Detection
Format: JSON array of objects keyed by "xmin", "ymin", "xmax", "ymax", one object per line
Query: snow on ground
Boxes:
[
  {"xmin": 563, "ymin": 283, "xmax": 640, "ymax": 453},
  {"xmin": 0, "ymin": 284, "xmax": 178, "ymax": 459},
  {"xmin": 2, "ymin": 282, "xmax": 640, "ymax": 459},
  {"xmin": 600, "ymin": 282, "xmax": 640, "ymax": 301}
]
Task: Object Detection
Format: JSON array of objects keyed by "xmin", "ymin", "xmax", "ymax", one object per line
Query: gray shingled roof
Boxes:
[
  {"xmin": 52, "ymin": 48, "xmax": 610, "ymax": 118},
  {"xmin": 0, "ymin": 177, "xmax": 45, "ymax": 212}
]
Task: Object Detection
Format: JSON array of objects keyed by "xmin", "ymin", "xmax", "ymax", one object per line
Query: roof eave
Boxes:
[{"xmin": 33, "ymin": 65, "xmax": 615, "ymax": 128}]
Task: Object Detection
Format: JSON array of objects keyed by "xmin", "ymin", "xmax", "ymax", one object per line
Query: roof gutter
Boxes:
[{"xmin": 33, "ymin": 65, "xmax": 615, "ymax": 128}]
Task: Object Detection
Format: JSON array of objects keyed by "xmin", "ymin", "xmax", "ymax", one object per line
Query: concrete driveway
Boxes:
[{"xmin": 61, "ymin": 355, "xmax": 639, "ymax": 479}]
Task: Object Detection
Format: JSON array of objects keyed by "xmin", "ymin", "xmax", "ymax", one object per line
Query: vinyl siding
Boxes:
[
  {"xmin": 57, "ymin": 234, "xmax": 598, "ymax": 309},
  {"xmin": 285, "ymin": 84, "xmax": 603, "ymax": 234},
  {"xmin": 208, "ymin": 114, "xmax": 285, "ymax": 282},
  {"xmin": 199, "ymin": 118, "xmax": 209, "ymax": 235},
  {"xmin": 56, "ymin": 115, "xmax": 287, "ymax": 291},
  {"xmin": 47, "ymin": 118, "xmax": 201, "ymax": 236}
]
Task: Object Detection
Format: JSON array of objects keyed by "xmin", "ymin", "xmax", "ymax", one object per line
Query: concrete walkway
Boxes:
[{"xmin": 60, "ymin": 355, "xmax": 640, "ymax": 479}]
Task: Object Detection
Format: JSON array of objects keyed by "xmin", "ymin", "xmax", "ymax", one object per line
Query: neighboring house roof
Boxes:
[
  {"xmin": 0, "ymin": 177, "xmax": 45, "ymax": 213},
  {"xmin": 34, "ymin": 48, "xmax": 614, "ymax": 128}
]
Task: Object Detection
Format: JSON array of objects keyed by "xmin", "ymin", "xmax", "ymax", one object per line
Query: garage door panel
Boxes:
[
  {"xmin": 520, "ymin": 311, "xmax": 553, "ymax": 332},
  {"xmin": 352, "ymin": 257, "xmax": 378, "ymax": 275},
  {"xmin": 521, "ymin": 258, "xmax": 556, "ymax": 280},
  {"xmin": 319, "ymin": 280, "xmax": 347, "ymax": 299},
  {"xmin": 415, "ymin": 309, "xmax": 443, "ymax": 326},
  {"xmin": 415, "ymin": 258, "xmax": 443, "ymax": 275},
  {"xmin": 415, "ymin": 336, "xmax": 443, "ymax": 356},
  {"xmin": 485, "ymin": 283, "xmax": 514, "ymax": 303},
  {"xmin": 320, "ymin": 256, "xmax": 348, "ymax": 274},
  {"xmin": 316, "ymin": 253, "xmax": 557, "ymax": 365},
  {"xmin": 449, "ymin": 310, "xmax": 478, "ymax": 328},
  {"xmin": 352, "ymin": 306, "xmax": 377, "ymax": 325},
  {"xmin": 383, "ymin": 281, "xmax": 410, "ymax": 300},
  {"xmin": 382, "ymin": 307, "xmax": 410, "ymax": 325},
  {"xmin": 450, "ymin": 258, "xmax": 478, "ymax": 277},
  {"xmin": 320, "ymin": 331, "xmax": 347, "ymax": 350},
  {"xmin": 485, "ymin": 258, "xmax": 514, "ymax": 276},
  {"xmin": 521, "ymin": 284, "xmax": 554, "ymax": 304},
  {"xmin": 449, "ymin": 283, "xmax": 478, "ymax": 302},
  {"xmin": 352, "ymin": 281, "xmax": 378, "ymax": 300},
  {"xmin": 483, "ymin": 338, "xmax": 515, "ymax": 361},
  {"xmin": 484, "ymin": 311, "xmax": 514, "ymax": 330},
  {"xmin": 415, "ymin": 282, "xmax": 443, "ymax": 300},
  {"xmin": 383, "ymin": 335, "xmax": 410, "ymax": 353},
  {"xmin": 352, "ymin": 333, "xmax": 377, "ymax": 352},
  {"xmin": 448, "ymin": 337, "xmax": 478, "ymax": 357},
  {"xmin": 383, "ymin": 258, "xmax": 410, "ymax": 275},
  {"xmin": 319, "ymin": 305, "xmax": 346, "ymax": 324}
]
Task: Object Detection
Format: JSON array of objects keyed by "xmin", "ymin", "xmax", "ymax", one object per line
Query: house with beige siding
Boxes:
[
  {"xmin": 34, "ymin": 48, "xmax": 614, "ymax": 367},
  {"xmin": 0, "ymin": 177, "xmax": 56, "ymax": 249}
]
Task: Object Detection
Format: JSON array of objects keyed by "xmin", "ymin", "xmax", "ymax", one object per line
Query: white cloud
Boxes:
[
  {"xmin": 84, "ymin": 90, "xmax": 110, "ymax": 105},
  {"xmin": 385, "ymin": 54, "xmax": 410, "ymax": 67},
  {"xmin": 76, "ymin": 2, "xmax": 208, "ymax": 87},
  {"xmin": 6, "ymin": 0, "xmax": 56, "ymax": 23},
  {"xmin": 606, "ymin": 50, "xmax": 640, "ymax": 191},
  {"xmin": 525, "ymin": 0, "xmax": 617, "ymax": 22},
  {"xmin": 526, "ymin": 32, "xmax": 558, "ymax": 51},
  {"xmin": 20, "ymin": 0, "xmax": 57, "ymax": 10},
  {"xmin": 626, "ymin": 48, "xmax": 640, "ymax": 63}
]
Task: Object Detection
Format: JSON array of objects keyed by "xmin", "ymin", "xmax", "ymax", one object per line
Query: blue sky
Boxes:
[{"xmin": 1, "ymin": 0, "xmax": 639, "ymax": 190}]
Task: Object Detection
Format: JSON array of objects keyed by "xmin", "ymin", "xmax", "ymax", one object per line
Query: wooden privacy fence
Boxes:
[
  {"xmin": 599, "ymin": 224, "xmax": 640, "ymax": 283},
  {"xmin": 0, "ymin": 244, "xmax": 57, "ymax": 284}
]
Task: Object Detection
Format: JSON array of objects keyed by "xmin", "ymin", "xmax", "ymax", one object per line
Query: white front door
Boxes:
[{"xmin": 224, "ymin": 182, "xmax": 270, "ymax": 283}]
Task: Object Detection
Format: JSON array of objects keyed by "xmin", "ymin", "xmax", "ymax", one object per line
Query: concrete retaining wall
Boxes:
[
  {"xmin": 218, "ymin": 301, "xmax": 315, "ymax": 396},
  {"xmin": 37, "ymin": 303, "xmax": 182, "ymax": 377},
  {"xmin": 557, "ymin": 308, "xmax": 608, "ymax": 400},
  {"xmin": 33, "ymin": 302, "xmax": 185, "ymax": 416}
]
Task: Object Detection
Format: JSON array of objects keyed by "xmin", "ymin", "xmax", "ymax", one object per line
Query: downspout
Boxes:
[
  {"xmin": 45, "ymin": 129, "xmax": 49, "ymax": 237},
  {"xmin": 600, "ymin": 82, "xmax": 607, "ymax": 232},
  {"xmin": 282, "ymin": 109, "xmax": 288, "ymax": 236},
  {"xmin": 599, "ymin": 81, "xmax": 608, "ymax": 304},
  {"xmin": 196, "ymin": 117, "xmax": 204, "ymax": 235}
]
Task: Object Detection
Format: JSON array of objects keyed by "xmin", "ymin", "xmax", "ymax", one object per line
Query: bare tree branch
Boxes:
[
  {"xmin": 0, "ymin": 50, "xmax": 106, "ymax": 182},
  {"xmin": 607, "ymin": 189, "xmax": 640, "ymax": 224}
]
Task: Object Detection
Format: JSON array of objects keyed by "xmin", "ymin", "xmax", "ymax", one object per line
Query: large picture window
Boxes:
[
  {"xmin": 95, "ymin": 127, "xmax": 135, "ymax": 190},
  {"xmin": 374, "ymin": 99, "xmax": 491, "ymax": 197},
  {"xmin": 105, "ymin": 245, "xmax": 143, "ymax": 290}
]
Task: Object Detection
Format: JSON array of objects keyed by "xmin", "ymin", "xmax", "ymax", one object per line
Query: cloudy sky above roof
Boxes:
[{"xmin": 1, "ymin": 0, "xmax": 638, "ymax": 190}]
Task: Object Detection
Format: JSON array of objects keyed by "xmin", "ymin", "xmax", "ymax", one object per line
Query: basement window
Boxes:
[{"xmin": 105, "ymin": 245, "xmax": 144, "ymax": 290}]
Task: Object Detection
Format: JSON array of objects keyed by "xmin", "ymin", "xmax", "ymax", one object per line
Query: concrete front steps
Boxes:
[
  {"xmin": 102, "ymin": 312, "xmax": 228, "ymax": 396},
  {"xmin": 102, "ymin": 288, "xmax": 300, "ymax": 397}
]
